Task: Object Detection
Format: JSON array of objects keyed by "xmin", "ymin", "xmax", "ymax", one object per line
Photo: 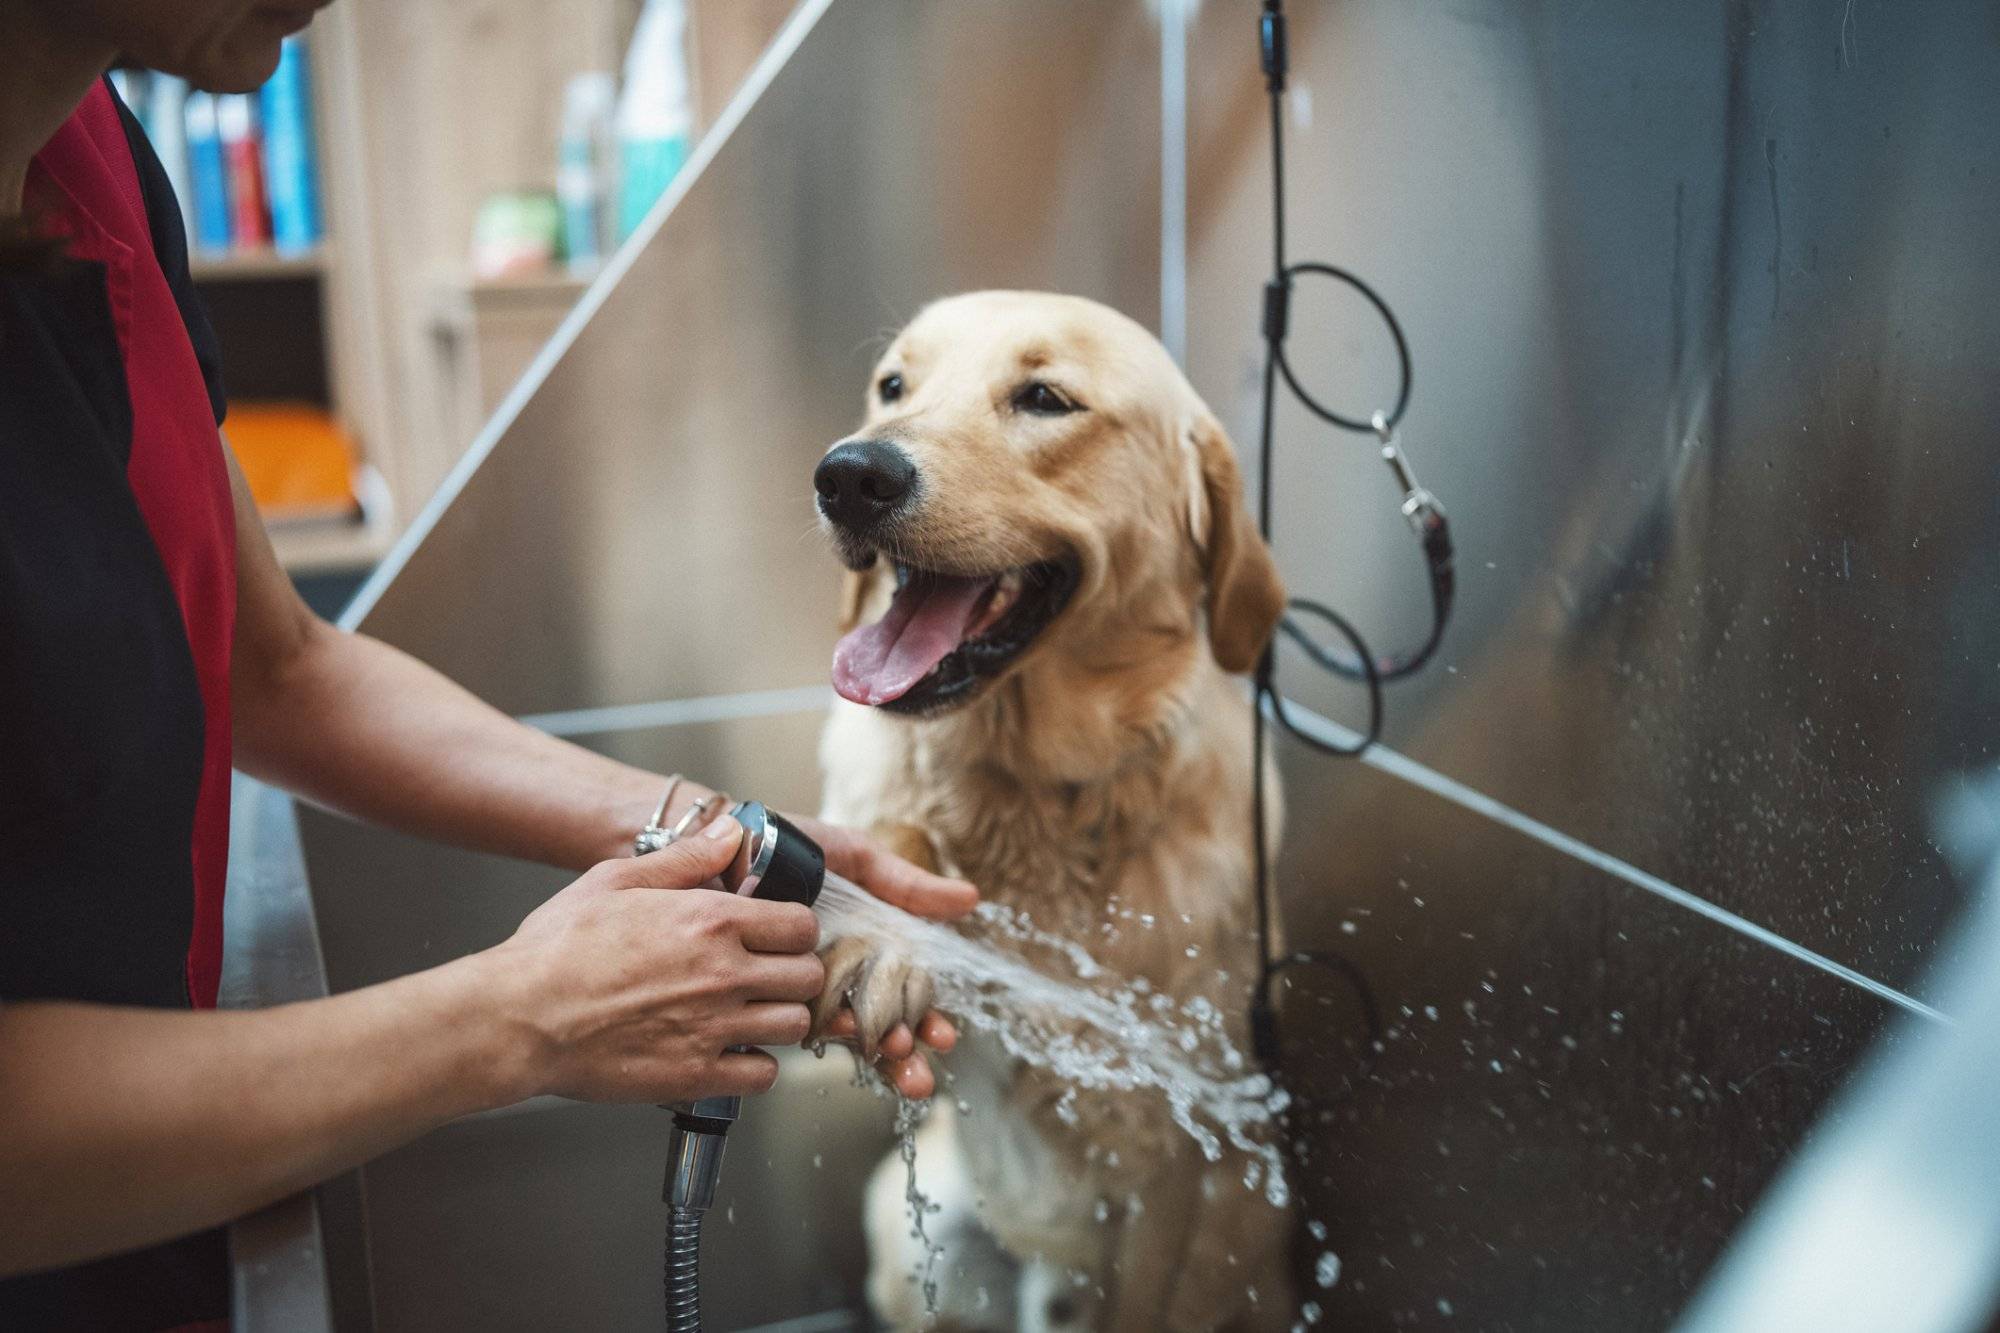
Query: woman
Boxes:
[{"xmin": 0, "ymin": 1, "xmax": 971, "ymax": 1327}]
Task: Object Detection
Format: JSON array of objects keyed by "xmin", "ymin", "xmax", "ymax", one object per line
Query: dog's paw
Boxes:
[{"xmin": 811, "ymin": 934, "xmax": 937, "ymax": 1061}]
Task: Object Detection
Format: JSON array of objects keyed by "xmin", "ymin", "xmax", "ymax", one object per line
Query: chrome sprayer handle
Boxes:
[{"xmin": 715, "ymin": 800, "xmax": 826, "ymax": 906}]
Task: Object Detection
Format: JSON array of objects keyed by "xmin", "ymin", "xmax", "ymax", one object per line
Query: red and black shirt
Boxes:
[{"xmin": 2, "ymin": 80, "xmax": 238, "ymax": 1329}]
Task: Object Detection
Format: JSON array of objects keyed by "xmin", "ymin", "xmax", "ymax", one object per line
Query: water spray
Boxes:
[{"xmin": 660, "ymin": 800, "xmax": 825, "ymax": 1333}]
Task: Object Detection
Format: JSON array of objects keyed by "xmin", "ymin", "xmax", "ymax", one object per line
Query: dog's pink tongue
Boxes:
[{"xmin": 833, "ymin": 572, "xmax": 994, "ymax": 706}]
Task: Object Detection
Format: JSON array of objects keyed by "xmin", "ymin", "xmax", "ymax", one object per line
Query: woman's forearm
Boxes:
[
  {"xmin": 223, "ymin": 454, "xmax": 686, "ymax": 869},
  {"xmin": 0, "ymin": 826, "xmax": 836, "ymax": 1278},
  {"xmin": 234, "ymin": 618, "xmax": 692, "ymax": 870},
  {"xmin": 0, "ymin": 951, "xmax": 532, "ymax": 1278}
]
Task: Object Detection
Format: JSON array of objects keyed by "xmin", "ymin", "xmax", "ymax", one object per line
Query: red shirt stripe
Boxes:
[{"xmin": 36, "ymin": 84, "xmax": 238, "ymax": 1008}]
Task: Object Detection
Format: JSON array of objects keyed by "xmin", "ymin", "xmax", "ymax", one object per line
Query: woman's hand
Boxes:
[
  {"xmin": 787, "ymin": 814, "xmax": 979, "ymax": 920},
  {"xmin": 785, "ymin": 813, "xmax": 977, "ymax": 1099},
  {"xmin": 485, "ymin": 817, "xmax": 825, "ymax": 1104}
]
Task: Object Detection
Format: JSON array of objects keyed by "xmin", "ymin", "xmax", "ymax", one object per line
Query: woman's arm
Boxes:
[
  {"xmin": 0, "ymin": 829, "xmax": 822, "ymax": 1279},
  {"xmin": 222, "ymin": 449, "xmax": 970, "ymax": 1093},
  {"xmin": 226, "ymin": 450, "xmax": 701, "ymax": 871},
  {"xmin": 226, "ymin": 448, "xmax": 972, "ymax": 914}
]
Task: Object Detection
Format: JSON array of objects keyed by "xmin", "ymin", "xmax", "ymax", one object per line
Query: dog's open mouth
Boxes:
[{"xmin": 832, "ymin": 555, "xmax": 1079, "ymax": 713}]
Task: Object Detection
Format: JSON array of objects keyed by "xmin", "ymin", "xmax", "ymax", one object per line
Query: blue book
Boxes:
[
  {"xmin": 184, "ymin": 91, "xmax": 232, "ymax": 253},
  {"xmin": 259, "ymin": 37, "xmax": 321, "ymax": 253}
]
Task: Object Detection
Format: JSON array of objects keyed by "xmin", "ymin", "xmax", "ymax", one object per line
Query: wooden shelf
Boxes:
[{"xmin": 191, "ymin": 248, "xmax": 328, "ymax": 282}]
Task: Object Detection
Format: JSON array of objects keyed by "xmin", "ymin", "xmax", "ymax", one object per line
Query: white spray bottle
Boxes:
[{"xmin": 614, "ymin": 0, "xmax": 694, "ymax": 243}]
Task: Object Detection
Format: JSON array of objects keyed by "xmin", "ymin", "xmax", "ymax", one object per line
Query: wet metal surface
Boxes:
[
  {"xmin": 1183, "ymin": 0, "xmax": 2000, "ymax": 1326},
  {"xmin": 220, "ymin": 779, "xmax": 338, "ymax": 1333},
  {"xmin": 287, "ymin": 1, "xmax": 2000, "ymax": 1328},
  {"xmin": 305, "ymin": 2, "xmax": 1162, "ymax": 1327}
]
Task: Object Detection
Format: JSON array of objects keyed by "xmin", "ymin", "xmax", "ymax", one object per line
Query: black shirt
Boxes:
[{"xmin": 1, "ymin": 81, "xmax": 232, "ymax": 1330}]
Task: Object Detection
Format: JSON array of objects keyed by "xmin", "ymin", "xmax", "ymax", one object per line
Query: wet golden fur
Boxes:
[{"xmin": 814, "ymin": 292, "xmax": 1293, "ymax": 1331}]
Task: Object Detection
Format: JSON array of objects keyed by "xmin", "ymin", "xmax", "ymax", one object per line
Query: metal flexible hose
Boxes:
[{"xmin": 664, "ymin": 1205, "xmax": 704, "ymax": 1332}]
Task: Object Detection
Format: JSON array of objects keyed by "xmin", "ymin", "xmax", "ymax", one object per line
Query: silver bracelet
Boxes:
[
  {"xmin": 632, "ymin": 774, "xmax": 683, "ymax": 857},
  {"xmin": 632, "ymin": 781, "xmax": 727, "ymax": 857}
]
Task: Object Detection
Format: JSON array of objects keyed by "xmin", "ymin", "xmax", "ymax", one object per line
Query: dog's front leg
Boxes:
[
  {"xmin": 1162, "ymin": 1155, "xmax": 1298, "ymax": 1332},
  {"xmin": 871, "ymin": 820, "xmax": 945, "ymax": 876},
  {"xmin": 1100, "ymin": 1153, "xmax": 1296, "ymax": 1333},
  {"xmin": 810, "ymin": 822, "xmax": 946, "ymax": 1059}
]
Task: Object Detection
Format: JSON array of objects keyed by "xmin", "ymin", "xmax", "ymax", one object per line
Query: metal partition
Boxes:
[
  {"xmin": 300, "ymin": 2, "xmax": 1161, "ymax": 1327},
  {"xmin": 1180, "ymin": 0, "xmax": 2000, "ymax": 1326},
  {"xmin": 283, "ymin": 1, "xmax": 2000, "ymax": 1329}
]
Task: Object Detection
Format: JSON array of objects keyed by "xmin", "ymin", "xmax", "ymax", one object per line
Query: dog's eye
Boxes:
[
  {"xmin": 877, "ymin": 373, "xmax": 905, "ymax": 404},
  {"xmin": 1013, "ymin": 381, "xmax": 1082, "ymax": 417}
]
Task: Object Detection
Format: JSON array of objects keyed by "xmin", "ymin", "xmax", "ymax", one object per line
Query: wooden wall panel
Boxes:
[{"xmin": 318, "ymin": 0, "xmax": 793, "ymax": 532}]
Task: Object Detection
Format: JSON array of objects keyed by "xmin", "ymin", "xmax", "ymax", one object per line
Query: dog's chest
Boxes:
[{"xmin": 821, "ymin": 700, "xmax": 1275, "ymax": 1271}]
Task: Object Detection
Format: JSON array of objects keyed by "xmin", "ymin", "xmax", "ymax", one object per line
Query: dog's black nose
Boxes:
[{"xmin": 814, "ymin": 440, "xmax": 916, "ymax": 529}]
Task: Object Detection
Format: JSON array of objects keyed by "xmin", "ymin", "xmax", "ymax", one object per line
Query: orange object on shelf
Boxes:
[{"xmin": 225, "ymin": 401, "xmax": 360, "ymax": 524}]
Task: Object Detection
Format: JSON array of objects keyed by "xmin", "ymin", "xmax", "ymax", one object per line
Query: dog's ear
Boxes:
[{"xmin": 1187, "ymin": 411, "xmax": 1285, "ymax": 673}]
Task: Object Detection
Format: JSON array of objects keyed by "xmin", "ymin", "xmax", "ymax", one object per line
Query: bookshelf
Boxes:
[
  {"xmin": 189, "ymin": 247, "xmax": 329, "ymax": 281},
  {"xmin": 122, "ymin": 35, "xmax": 381, "ymax": 590},
  {"xmin": 119, "ymin": 2, "xmax": 798, "ymax": 598}
]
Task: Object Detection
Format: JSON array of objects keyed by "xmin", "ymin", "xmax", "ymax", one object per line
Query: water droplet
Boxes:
[
  {"xmin": 1438, "ymin": 1298, "xmax": 1455, "ymax": 1316},
  {"xmin": 1315, "ymin": 1251, "xmax": 1341, "ymax": 1288},
  {"xmin": 807, "ymin": 867, "xmax": 1291, "ymax": 1251},
  {"xmin": 1308, "ymin": 1219, "xmax": 1328, "ymax": 1241}
]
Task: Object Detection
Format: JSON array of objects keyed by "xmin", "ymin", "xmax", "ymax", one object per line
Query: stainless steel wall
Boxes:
[
  {"xmin": 1181, "ymin": 0, "xmax": 2000, "ymax": 1326},
  {"xmin": 293, "ymin": 1, "xmax": 2000, "ymax": 1329},
  {"xmin": 300, "ymin": 2, "xmax": 1162, "ymax": 1328}
]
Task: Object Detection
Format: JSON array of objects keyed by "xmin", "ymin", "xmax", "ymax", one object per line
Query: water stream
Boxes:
[{"xmin": 814, "ymin": 869, "xmax": 1296, "ymax": 1203}]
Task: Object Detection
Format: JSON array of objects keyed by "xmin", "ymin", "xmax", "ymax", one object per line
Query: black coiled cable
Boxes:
[{"xmin": 1246, "ymin": 0, "xmax": 1457, "ymax": 1070}]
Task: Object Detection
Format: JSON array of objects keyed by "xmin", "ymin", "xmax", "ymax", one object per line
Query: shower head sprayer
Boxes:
[
  {"xmin": 660, "ymin": 799, "xmax": 827, "ymax": 1332},
  {"xmin": 717, "ymin": 800, "xmax": 826, "ymax": 907}
]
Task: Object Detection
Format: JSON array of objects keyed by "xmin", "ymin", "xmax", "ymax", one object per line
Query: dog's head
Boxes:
[{"xmin": 815, "ymin": 291, "xmax": 1283, "ymax": 720}]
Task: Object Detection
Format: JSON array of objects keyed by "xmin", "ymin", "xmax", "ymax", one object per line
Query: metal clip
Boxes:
[{"xmin": 1372, "ymin": 410, "xmax": 1444, "ymax": 534}]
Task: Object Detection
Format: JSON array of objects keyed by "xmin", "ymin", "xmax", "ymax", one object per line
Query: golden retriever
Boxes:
[{"xmin": 810, "ymin": 291, "xmax": 1293, "ymax": 1331}]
